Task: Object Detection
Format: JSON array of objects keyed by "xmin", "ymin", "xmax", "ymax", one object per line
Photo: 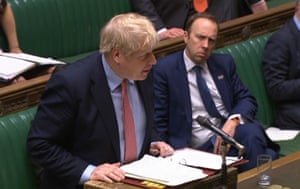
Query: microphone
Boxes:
[{"xmin": 196, "ymin": 115, "xmax": 245, "ymax": 158}]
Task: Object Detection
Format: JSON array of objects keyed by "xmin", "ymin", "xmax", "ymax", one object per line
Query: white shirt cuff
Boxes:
[{"xmin": 79, "ymin": 164, "xmax": 96, "ymax": 184}]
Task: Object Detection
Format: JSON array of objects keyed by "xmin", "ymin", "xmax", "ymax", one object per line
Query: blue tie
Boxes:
[{"xmin": 194, "ymin": 66, "xmax": 223, "ymax": 119}]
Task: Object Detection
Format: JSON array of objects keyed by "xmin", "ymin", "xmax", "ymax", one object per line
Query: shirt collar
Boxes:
[
  {"xmin": 102, "ymin": 54, "xmax": 122, "ymax": 92},
  {"xmin": 183, "ymin": 49, "xmax": 208, "ymax": 72},
  {"xmin": 101, "ymin": 54, "xmax": 135, "ymax": 92},
  {"xmin": 293, "ymin": 15, "xmax": 300, "ymax": 31}
]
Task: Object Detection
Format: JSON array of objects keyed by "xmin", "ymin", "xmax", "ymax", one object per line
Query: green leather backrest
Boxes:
[
  {"xmin": 215, "ymin": 33, "xmax": 277, "ymax": 127},
  {"xmin": 0, "ymin": 107, "xmax": 37, "ymax": 189},
  {"xmin": 267, "ymin": 0, "xmax": 295, "ymax": 8},
  {"xmin": 8, "ymin": 0, "xmax": 132, "ymax": 59}
]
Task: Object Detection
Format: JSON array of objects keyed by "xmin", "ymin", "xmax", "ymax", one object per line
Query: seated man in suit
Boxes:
[
  {"xmin": 153, "ymin": 12, "xmax": 279, "ymax": 172},
  {"xmin": 131, "ymin": 0, "xmax": 194, "ymax": 40},
  {"xmin": 262, "ymin": 0, "xmax": 300, "ymax": 129},
  {"xmin": 27, "ymin": 13, "xmax": 174, "ymax": 189}
]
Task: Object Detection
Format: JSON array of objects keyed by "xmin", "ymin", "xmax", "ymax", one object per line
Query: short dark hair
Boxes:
[{"xmin": 184, "ymin": 12, "xmax": 219, "ymax": 33}]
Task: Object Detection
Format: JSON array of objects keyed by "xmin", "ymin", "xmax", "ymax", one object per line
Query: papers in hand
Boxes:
[
  {"xmin": 0, "ymin": 52, "xmax": 65, "ymax": 81},
  {"xmin": 121, "ymin": 154, "xmax": 207, "ymax": 186},
  {"xmin": 266, "ymin": 127, "xmax": 300, "ymax": 141}
]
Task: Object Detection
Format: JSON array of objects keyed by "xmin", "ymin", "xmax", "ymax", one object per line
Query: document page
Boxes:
[
  {"xmin": 266, "ymin": 127, "xmax": 300, "ymax": 141},
  {"xmin": 0, "ymin": 52, "xmax": 65, "ymax": 65},
  {"xmin": 121, "ymin": 154, "xmax": 207, "ymax": 186},
  {"xmin": 164, "ymin": 148, "xmax": 242, "ymax": 170},
  {"xmin": 0, "ymin": 56, "xmax": 35, "ymax": 80}
]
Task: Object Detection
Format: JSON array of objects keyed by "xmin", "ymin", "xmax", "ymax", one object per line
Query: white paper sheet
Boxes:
[
  {"xmin": 0, "ymin": 52, "xmax": 65, "ymax": 65},
  {"xmin": 121, "ymin": 154, "xmax": 207, "ymax": 186},
  {"xmin": 0, "ymin": 56, "xmax": 35, "ymax": 80},
  {"xmin": 265, "ymin": 127, "xmax": 300, "ymax": 142},
  {"xmin": 164, "ymin": 148, "xmax": 242, "ymax": 170}
]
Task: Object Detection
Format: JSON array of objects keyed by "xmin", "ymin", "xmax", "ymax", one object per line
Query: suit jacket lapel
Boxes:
[
  {"xmin": 90, "ymin": 55, "xmax": 120, "ymax": 159},
  {"xmin": 177, "ymin": 52, "xmax": 193, "ymax": 124},
  {"xmin": 135, "ymin": 77, "xmax": 153, "ymax": 157},
  {"xmin": 289, "ymin": 20, "xmax": 300, "ymax": 60},
  {"xmin": 207, "ymin": 57, "xmax": 232, "ymax": 112}
]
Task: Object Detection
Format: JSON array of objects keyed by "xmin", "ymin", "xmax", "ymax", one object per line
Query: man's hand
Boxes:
[
  {"xmin": 251, "ymin": 0, "xmax": 268, "ymax": 13},
  {"xmin": 158, "ymin": 28, "xmax": 184, "ymax": 40},
  {"xmin": 149, "ymin": 141, "xmax": 174, "ymax": 157},
  {"xmin": 213, "ymin": 118, "xmax": 240, "ymax": 154},
  {"xmin": 90, "ymin": 162, "xmax": 125, "ymax": 183}
]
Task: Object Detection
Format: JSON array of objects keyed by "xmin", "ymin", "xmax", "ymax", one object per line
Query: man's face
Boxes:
[
  {"xmin": 115, "ymin": 49, "xmax": 156, "ymax": 81},
  {"xmin": 183, "ymin": 18, "xmax": 218, "ymax": 65}
]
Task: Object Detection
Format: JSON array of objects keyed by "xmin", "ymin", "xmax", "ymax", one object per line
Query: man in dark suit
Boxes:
[
  {"xmin": 27, "ymin": 13, "xmax": 174, "ymax": 189},
  {"xmin": 153, "ymin": 13, "xmax": 279, "ymax": 172},
  {"xmin": 131, "ymin": 0, "xmax": 194, "ymax": 40},
  {"xmin": 262, "ymin": 0, "xmax": 300, "ymax": 130}
]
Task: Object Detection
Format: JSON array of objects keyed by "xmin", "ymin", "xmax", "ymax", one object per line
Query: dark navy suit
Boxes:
[
  {"xmin": 153, "ymin": 51, "xmax": 279, "ymax": 171},
  {"xmin": 28, "ymin": 52, "xmax": 158, "ymax": 189},
  {"xmin": 263, "ymin": 18, "xmax": 300, "ymax": 129}
]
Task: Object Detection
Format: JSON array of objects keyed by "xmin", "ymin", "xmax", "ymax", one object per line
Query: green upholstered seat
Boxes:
[{"xmin": 0, "ymin": 107, "xmax": 37, "ymax": 189}]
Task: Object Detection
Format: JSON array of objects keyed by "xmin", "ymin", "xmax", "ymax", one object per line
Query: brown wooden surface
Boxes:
[
  {"xmin": 237, "ymin": 151, "xmax": 300, "ymax": 188},
  {"xmin": 0, "ymin": 2, "xmax": 295, "ymax": 117},
  {"xmin": 84, "ymin": 167, "xmax": 237, "ymax": 189}
]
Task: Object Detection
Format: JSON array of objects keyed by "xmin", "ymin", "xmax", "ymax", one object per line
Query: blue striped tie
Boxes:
[{"xmin": 194, "ymin": 66, "xmax": 223, "ymax": 119}]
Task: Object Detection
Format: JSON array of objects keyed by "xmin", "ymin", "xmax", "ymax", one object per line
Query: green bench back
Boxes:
[
  {"xmin": 0, "ymin": 107, "xmax": 37, "ymax": 189},
  {"xmin": 267, "ymin": 0, "xmax": 295, "ymax": 8},
  {"xmin": 215, "ymin": 33, "xmax": 277, "ymax": 127},
  {"xmin": 5, "ymin": 0, "xmax": 132, "ymax": 62}
]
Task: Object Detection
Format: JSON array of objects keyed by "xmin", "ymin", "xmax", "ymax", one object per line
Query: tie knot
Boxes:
[
  {"xmin": 122, "ymin": 79, "xmax": 128, "ymax": 89},
  {"xmin": 194, "ymin": 65, "xmax": 203, "ymax": 75}
]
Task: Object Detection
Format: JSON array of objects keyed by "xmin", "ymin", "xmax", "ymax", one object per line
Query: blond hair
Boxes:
[{"xmin": 100, "ymin": 13, "xmax": 158, "ymax": 56}]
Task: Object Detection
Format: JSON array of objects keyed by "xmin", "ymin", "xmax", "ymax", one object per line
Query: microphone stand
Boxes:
[{"xmin": 220, "ymin": 141, "xmax": 228, "ymax": 189}]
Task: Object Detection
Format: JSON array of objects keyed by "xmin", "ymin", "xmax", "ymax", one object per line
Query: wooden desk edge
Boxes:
[
  {"xmin": 238, "ymin": 151, "xmax": 300, "ymax": 182},
  {"xmin": 85, "ymin": 167, "xmax": 238, "ymax": 189}
]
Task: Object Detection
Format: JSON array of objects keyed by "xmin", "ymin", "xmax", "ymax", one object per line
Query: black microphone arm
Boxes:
[{"xmin": 196, "ymin": 115, "xmax": 245, "ymax": 158}]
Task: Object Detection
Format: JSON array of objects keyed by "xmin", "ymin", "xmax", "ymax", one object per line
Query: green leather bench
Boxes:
[
  {"xmin": 0, "ymin": 0, "xmax": 132, "ymax": 63},
  {"xmin": 267, "ymin": 0, "xmax": 295, "ymax": 8},
  {"xmin": 216, "ymin": 34, "xmax": 300, "ymax": 157},
  {"xmin": 0, "ymin": 107, "xmax": 38, "ymax": 189}
]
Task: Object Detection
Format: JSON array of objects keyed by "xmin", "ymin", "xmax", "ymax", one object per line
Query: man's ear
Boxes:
[
  {"xmin": 111, "ymin": 48, "xmax": 121, "ymax": 64},
  {"xmin": 183, "ymin": 31, "xmax": 189, "ymax": 44}
]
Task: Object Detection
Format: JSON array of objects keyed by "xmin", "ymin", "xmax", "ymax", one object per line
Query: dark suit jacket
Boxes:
[
  {"xmin": 263, "ymin": 18, "xmax": 300, "ymax": 129},
  {"xmin": 28, "ymin": 52, "xmax": 158, "ymax": 189},
  {"xmin": 153, "ymin": 51, "xmax": 258, "ymax": 148},
  {"xmin": 131, "ymin": 0, "xmax": 193, "ymax": 30}
]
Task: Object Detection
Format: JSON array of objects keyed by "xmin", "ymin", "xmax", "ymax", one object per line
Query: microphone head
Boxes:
[{"xmin": 196, "ymin": 115, "xmax": 211, "ymax": 127}]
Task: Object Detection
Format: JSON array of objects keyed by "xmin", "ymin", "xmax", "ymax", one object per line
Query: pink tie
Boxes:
[{"xmin": 122, "ymin": 79, "xmax": 137, "ymax": 163}]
